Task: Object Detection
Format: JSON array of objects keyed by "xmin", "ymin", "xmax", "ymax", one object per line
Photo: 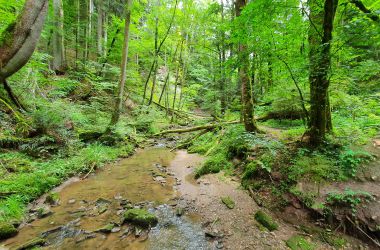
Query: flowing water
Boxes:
[{"xmin": 1, "ymin": 147, "xmax": 210, "ymax": 250}]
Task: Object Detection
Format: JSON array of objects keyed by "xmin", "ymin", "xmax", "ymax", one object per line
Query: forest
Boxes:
[{"xmin": 0, "ymin": 0, "xmax": 379, "ymax": 249}]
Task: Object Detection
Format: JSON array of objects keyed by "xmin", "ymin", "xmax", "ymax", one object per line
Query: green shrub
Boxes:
[{"xmin": 195, "ymin": 153, "xmax": 232, "ymax": 178}]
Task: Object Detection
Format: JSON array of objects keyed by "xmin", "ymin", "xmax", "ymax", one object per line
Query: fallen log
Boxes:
[
  {"xmin": 152, "ymin": 100, "xmax": 212, "ymax": 119},
  {"xmin": 256, "ymin": 110, "xmax": 304, "ymax": 122},
  {"xmin": 154, "ymin": 121, "xmax": 240, "ymax": 136}
]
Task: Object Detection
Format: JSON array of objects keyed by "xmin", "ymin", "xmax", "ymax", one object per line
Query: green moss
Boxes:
[
  {"xmin": 254, "ymin": 210, "xmax": 278, "ymax": 231},
  {"xmin": 242, "ymin": 161, "xmax": 258, "ymax": 180},
  {"xmin": 0, "ymin": 222, "xmax": 18, "ymax": 240},
  {"xmin": 318, "ymin": 231, "xmax": 347, "ymax": 248},
  {"xmin": 0, "ymin": 22, "xmax": 16, "ymax": 47},
  {"xmin": 45, "ymin": 192, "xmax": 59, "ymax": 205},
  {"xmin": 221, "ymin": 196, "xmax": 235, "ymax": 209},
  {"xmin": 123, "ymin": 208, "xmax": 158, "ymax": 228},
  {"xmin": 286, "ymin": 235, "xmax": 316, "ymax": 250},
  {"xmin": 195, "ymin": 153, "xmax": 232, "ymax": 178},
  {"xmin": 95, "ymin": 223, "xmax": 115, "ymax": 233}
]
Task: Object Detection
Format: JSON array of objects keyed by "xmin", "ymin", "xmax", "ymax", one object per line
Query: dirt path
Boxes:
[{"xmin": 170, "ymin": 150, "xmax": 306, "ymax": 249}]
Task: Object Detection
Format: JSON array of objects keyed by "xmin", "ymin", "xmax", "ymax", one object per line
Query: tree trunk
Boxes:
[
  {"xmin": 235, "ymin": 0, "xmax": 258, "ymax": 132},
  {"xmin": 97, "ymin": 0, "xmax": 104, "ymax": 59},
  {"xmin": 143, "ymin": 0, "xmax": 178, "ymax": 104},
  {"xmin": 0, "ymin": 0, "xmax": 48, "ymax": 80},
  {"xmin": 220, "ymin": 0, "xmax": 226, "ymax": 115},
  {"xmin": 86, "ymin": 0, "xmax": 94, "ymax": 61},
  {"xmin": 148, "ymin": 16, "xmax": 159, "ymax": 106},
  {"xmin": 75, "ymin": 0, "xmax": 80, "ymax": 69},
  {"xmin": 52, "ymin": 0, "xmax": 67, "ymax": 74},
  {"xmin": 307, "ymin": 0, "xmax": 338, "ymax": 145},
  {"xmin": 108, "ymin": 0, "xmax": 132, "ymax": 129}
]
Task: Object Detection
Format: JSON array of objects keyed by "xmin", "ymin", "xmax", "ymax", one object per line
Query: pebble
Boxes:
[
  {"xmin": 111, "ymin": 227, "xmax": 121, "ymax": 233},
  {"xmin": 68, "ymin": 199, "xmax": 76, "ymax": 204}
]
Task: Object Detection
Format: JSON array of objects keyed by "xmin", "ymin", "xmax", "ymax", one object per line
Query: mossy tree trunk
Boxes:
[
  {"xmin": 108, "ymin": 0, "xmax": 132, "ymax": 129},
  {"xmin": 307, "ymin": 0, "xmax": 338, "ymax": 145},
  {"xmin": 0, "ymin": 0, "xmax": 48, "ymax": 110},
  {"xmin": 52, "ymin": 0, "xmax": 67, "ymax": 74},
  {"xmin": 235, "ymin": 0, "xmax": 258, "ymax": 132}
]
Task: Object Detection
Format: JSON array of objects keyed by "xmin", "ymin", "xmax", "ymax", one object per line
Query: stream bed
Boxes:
[{"xmin": 1, "ymin": 146, "xmax": 211, "ymax": 250}]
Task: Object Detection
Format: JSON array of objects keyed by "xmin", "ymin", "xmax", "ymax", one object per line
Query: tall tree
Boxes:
[
  {"xmin": 235, "ymin": 0, "xmax": 258, "ymax": 132},
  {"xmin": 307, "ymin": 0, "xmax": 339, "ymax": 145},
  {"xmin": 108, "ymin": 0, "xmax": 133, "ymax": 129},
  {"xmin": 97, "ymin": 0, "xmax": 104, "ymax": 58},
  {"xmin": 52, "ymin": 0, "xmax": 67, "ymax": 74}
]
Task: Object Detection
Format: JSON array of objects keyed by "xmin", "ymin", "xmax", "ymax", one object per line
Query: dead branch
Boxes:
[{"xmin": 154, "ymin": 121, "xmax": 240, "ymax": 136}]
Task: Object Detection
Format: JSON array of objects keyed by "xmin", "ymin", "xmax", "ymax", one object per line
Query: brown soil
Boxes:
[{"xmin": 170, "ymin": 150, "xmax": 331, "ymax": 249}]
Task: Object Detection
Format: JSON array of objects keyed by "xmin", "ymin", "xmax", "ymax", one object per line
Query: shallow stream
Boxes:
[{"xmin": 1, "ymin": 147, "xmax": 210, "ymax": 249}]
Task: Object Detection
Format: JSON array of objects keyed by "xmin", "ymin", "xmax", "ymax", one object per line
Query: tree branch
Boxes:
[{"xmin": 349, "ymin": 0, "xmax": 379, "ymax": 22}]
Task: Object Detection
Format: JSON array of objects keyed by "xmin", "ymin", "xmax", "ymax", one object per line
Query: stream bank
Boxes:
[{"xmin": 0, "ymin": 142, "xmax": 374, "ymax": 249}]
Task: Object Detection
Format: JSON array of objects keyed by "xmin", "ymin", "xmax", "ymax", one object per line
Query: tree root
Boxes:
[{"xmin": 2, "ymin": 79, "xmax": 27, "ymax": 111}]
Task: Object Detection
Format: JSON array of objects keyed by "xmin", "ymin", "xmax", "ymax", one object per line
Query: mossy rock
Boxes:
[
  {"xmin": 15, "ymin": 237, "xmax": 46, "ymax": 250},
  {"xmin": 0, "ymin": 222, "xmax": 18, "ymax": 240},
  {"xmin": 95, "ymin": 223, "xmax": 115, "ymax": 233},
  {"xmin": 78, "ymin": 131, "xmax": 103, "ymax": 142},
  {"xmin": 123, "ymin": 208, "xmax": 158, "ymax": 228},
  {"xmin": 45, "ymin": 192, "xmax": 60, "ymax": 206},
  {"xmin": 286, "ymin": 235, "xmax": 316, "ymax": 250},
  {"xmin": 254, "ymin": 210, "xmax": 278, "ymax": 231},
  {"xmin": 221, "ymin": 196, "xmax": 235, "ymax": 209}
]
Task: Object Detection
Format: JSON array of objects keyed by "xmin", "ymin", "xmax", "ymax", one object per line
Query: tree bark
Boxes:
[
  {"xmin": 108, "ymin": 0, "xmax": 132, "ymax": 128},
  {"xmin": 52, "ymin": 0, "xmax": 67, "ymax": 74},
  {"xmin": 307, "ymin": 0, "xmax": 338, "ymax": 145},
  {"xmin": 235, "ymin": 0, "xmax": 258, "ymax": 132},
  {"xmin": 0, "ymin": 0, "xmax": 48, "ymax": 80},
  {"xmin": 97, "ymin": 0, "xmax": 104, "ymax": 59}
]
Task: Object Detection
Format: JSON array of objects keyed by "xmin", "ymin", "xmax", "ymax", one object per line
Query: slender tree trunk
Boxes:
[
  {"xmin": 86, "ymin": 0, "xmax": 94, "ymax": 61},
  {"xmin": 52, "ymin": 0, "xmax": 67, "ymax": 74},
  {"xmin": 108, "ymin": 0, "xmax": 133, "ymax": 129},
  {"xmin": 159, "ymin": 72, "xmax": 169, "ymax": 103},
  {"xmin": 220, "ymin": 0, "xmax": 227, "ymax": 115},
  {"xmin": 148, "ymin": 16, "xmax": 159, "ymax": 105},
  {"xmin": 75, "ymin": 0, "xmax": 80, "ymax": 69},
  {"xmin": 143, "ymin": 0, "xmax": 178, "ymax": 103},
  {"xmin": 307, "ymin": 0, "xmax": 338, "ymax": 145},
  {"xmin": 171, "ymin": 40, "xmax": 184, "ymax": 122},
  {"xmin": 97, "ymin": 0, "xmax": 104, "ymax": 59},
  {"xmin": 236, "ymin": 0, "xmax": 258, "ymax": 132}
]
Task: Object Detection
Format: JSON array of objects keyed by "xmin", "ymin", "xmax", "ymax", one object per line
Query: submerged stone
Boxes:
[
  {"xmin": 254, "ymin": 210, "xmax": 278, "ymax": 231},
  {"xmin": 123, "ymin": 208, "xmax": 158, "ymax": 228},
  {"xmin": 0, "ymin": 222, "xmax": 18, "ymax": 240},
  {"xmin": 221, "ymin": 196, "xmax": 235, "ymax": 209}
]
